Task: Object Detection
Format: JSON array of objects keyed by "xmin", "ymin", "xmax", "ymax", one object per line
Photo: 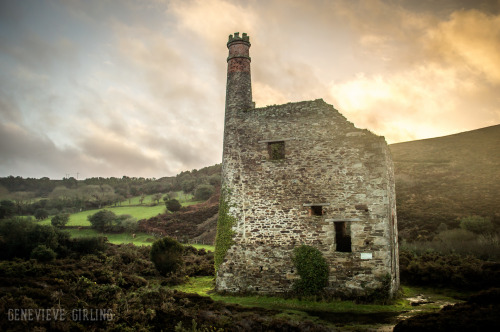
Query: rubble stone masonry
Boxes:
[{"xmin": 216, "ymin": 32, "xmax": 399, "ymax": 298}]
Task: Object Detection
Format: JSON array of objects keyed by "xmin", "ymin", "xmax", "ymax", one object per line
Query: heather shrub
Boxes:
[
  {"xmin": 165, "ymin": 199, "xmax": 182, "ymax": 212},
  {"xmin": 67, "ymin": 236, "xmax": 108, "ymax": 255},
  {"xmin": 399, "ymin": 249, "xmax": 500, "ymax": 290},
  {"xmin": 114, "ymin": 214, "xmax": 138, "ymax": 233},
  {"xmin": 460, "ymin": 216, "xmax": 495, "ymax": 235},
  {"xmin": 435, "ymin": 228, "xmax": 476, "ymax": 242},
  {"xmin": 30, "ymin": 245, "xmax": 56, "ymax": 262},
  {"xmin": 0, "ymin": 217, "xmax": 59, "ymax": 259},
  {"xmin": 150, "ymin": 237, "xmax": 184, "ymax": 275}
]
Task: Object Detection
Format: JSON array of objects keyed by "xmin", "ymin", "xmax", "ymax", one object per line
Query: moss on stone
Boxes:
[{"xmin": 214, "ymin": 188, "xmax": 236, "ymax": 272}]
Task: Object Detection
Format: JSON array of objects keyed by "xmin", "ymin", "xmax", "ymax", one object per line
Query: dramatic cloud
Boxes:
[
  {"xmin": 423, "ymin": 9, "xmax": 500, "ymax": 83},
  {"xmin": 317, "ymin": 0, "xmax": 500, "ymax": 142},
  {"xmin": 0, "ymin": 0, "xmax": 498, "ymax": 178}
]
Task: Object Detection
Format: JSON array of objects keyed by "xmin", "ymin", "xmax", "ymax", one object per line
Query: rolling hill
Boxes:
[{"xmin": 390, "ymin": 124, "xmax": 500, "ymax": 240}]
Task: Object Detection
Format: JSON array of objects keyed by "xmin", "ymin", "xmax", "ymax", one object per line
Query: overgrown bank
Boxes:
[{"xmin": 0, "ymin": 244, "xmax": 331, "ymax": 331}]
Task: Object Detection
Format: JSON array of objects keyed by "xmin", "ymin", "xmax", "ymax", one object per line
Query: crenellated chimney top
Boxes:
[
  {"xmin": 224, "ymin": 31, "xmax": 253, "ymax": 111},
  {"xmin": 228, "ymin": 32, "xmax": 250, "ymax": 46}
]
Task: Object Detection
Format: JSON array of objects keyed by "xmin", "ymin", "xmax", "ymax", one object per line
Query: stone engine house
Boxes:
[{"xmin": 215, "ymin": 32, "xmax": 399, "ymax": 297}]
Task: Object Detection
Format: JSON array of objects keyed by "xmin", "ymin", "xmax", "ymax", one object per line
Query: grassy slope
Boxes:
[
  {"xmin": 390, "ymin": 124, "xmax": 500, "ymax": 236},
  {"xmin": 40, "ymin": 191, "xmax": 197, "ymax": 226},
  {"xmin": 37, "ymin": 191, "xmax": 208, "ymax": 247}
]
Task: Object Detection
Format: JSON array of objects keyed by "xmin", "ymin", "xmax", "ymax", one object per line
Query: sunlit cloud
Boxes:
[
  {"xmin": 328, "ymin": 62, "xmax": 499, "ymax": 143},
  {"xmin": 423, "ymin": 9, "xmax": 500, "ymax": 84},
  {"xmin": 169, "ymin": 0, "xmax": 258, "ymax": 49}
]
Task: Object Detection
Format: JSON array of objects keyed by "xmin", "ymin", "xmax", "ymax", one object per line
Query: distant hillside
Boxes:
[{"xmin": 390, "ymin": 125, "xmax": 500, "ymax": 240}]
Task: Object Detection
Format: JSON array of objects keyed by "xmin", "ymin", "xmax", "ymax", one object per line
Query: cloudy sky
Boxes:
[{"xmin": 1, "ymin": 0, "xmax": 499, "ymax": 179}]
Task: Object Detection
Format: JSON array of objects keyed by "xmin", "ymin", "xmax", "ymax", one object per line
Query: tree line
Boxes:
[{"xmin": 0, "ymin": 164, "xmax": 221, "ymax": 218}]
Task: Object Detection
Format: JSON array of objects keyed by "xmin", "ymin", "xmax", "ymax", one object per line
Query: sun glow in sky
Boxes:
[{"xmin": 1, "ymin": 0, "xmax": 499, "ymax": 179}]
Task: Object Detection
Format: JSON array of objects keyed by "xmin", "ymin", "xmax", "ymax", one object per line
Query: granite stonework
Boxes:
[{"xmin": 216, "ymin": 32, "xmax": 399, "ymax": 298}]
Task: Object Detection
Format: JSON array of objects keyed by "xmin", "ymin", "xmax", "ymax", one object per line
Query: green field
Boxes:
[
  {"xmin": 36, "ymin": 191, "xmax": 213, "ymax": 248},
  {"xmin": 40, "ymin": 204, "xmax": 166, "ymax": 226},
  {"xmin": 39, "ymin": 191, "xmax": 201, "ymax": 227}
]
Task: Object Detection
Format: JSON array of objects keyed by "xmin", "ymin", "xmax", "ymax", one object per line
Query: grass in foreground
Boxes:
[
  {"xmin": 171, "ymin": 276, "xmax": 215, "ymax": 297},
  {"xmin": 172, "ymin": 277, "xmax": 467, "ymax": 315},
  {"xmin": 170, "ymin": 277, "xmax": 468, "ymax": 329},
  {"xmin": 171, "ymin": 277, "xmax": 412, "ymax": 313}
]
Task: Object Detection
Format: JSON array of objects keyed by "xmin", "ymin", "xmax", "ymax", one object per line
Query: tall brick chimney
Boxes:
[
  {"xmin": 221, "ymin": 32, "xmax": 253, "ymax": 207},
  {"xmin": 225, "ymin": 32, "xmax": 253, "ymax": 112}
]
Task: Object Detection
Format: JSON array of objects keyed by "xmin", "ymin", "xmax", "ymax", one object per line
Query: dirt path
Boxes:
[{"xmin": 371, "ymin": 294, "xmax": 460, "ymax": 331}]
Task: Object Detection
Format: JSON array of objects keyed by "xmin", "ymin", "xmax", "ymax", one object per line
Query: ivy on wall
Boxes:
[
  {"xmin": 292, "ymin": 245, "xmax": 329, "ymax": 295},
  {"xmin": 214, "ymin": 188, "xmax": 236, "ymax": 272}
]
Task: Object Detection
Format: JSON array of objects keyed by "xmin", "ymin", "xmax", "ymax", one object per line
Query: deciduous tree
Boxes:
[
  {"xmin": 152, "ymin": 193, "xmax": 162, "ymax": 205},
  {"xmin": 87, "ymin": 210, "xmax": 117, "ymax": 232},
  {"xmin": 51, "ymin": 213, "xmax": 70, "ymax": 228},
  {"xmin": 34, "ymin": 208, "xmax": 49, "ymax": 221},
  {"xmin": 0, "ymin": 200, "xmax": 15, "ymax": 219},
  {"xmin": 194, "ymin": 184, "xmax": 215, "ymax": 201},
  {"xmin": 165, "ymin": 199, "xmax": 181, "ymax": 212}
]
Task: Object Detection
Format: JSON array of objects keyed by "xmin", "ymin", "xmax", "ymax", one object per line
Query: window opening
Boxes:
[
  {"xmin": 310, "ymin": 205, "xmax": 323, "ymax": 216},
  {"xmin": 268, "ymin": 141, "xmax": 285, "ymax": 160},
  {"xmin": 335, "ymin": 221, "xmax": 352, "ymax": 252}
]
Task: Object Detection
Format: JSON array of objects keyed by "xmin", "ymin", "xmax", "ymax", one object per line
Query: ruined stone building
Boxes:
[{"xmin": 215, "ymin": 32, "xmax": 399, "ymax": 298}]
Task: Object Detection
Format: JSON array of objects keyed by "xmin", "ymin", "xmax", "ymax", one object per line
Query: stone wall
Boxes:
[{"xmin": 217, "ymin": 98, "xmax": 399, "ymax": 297}]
